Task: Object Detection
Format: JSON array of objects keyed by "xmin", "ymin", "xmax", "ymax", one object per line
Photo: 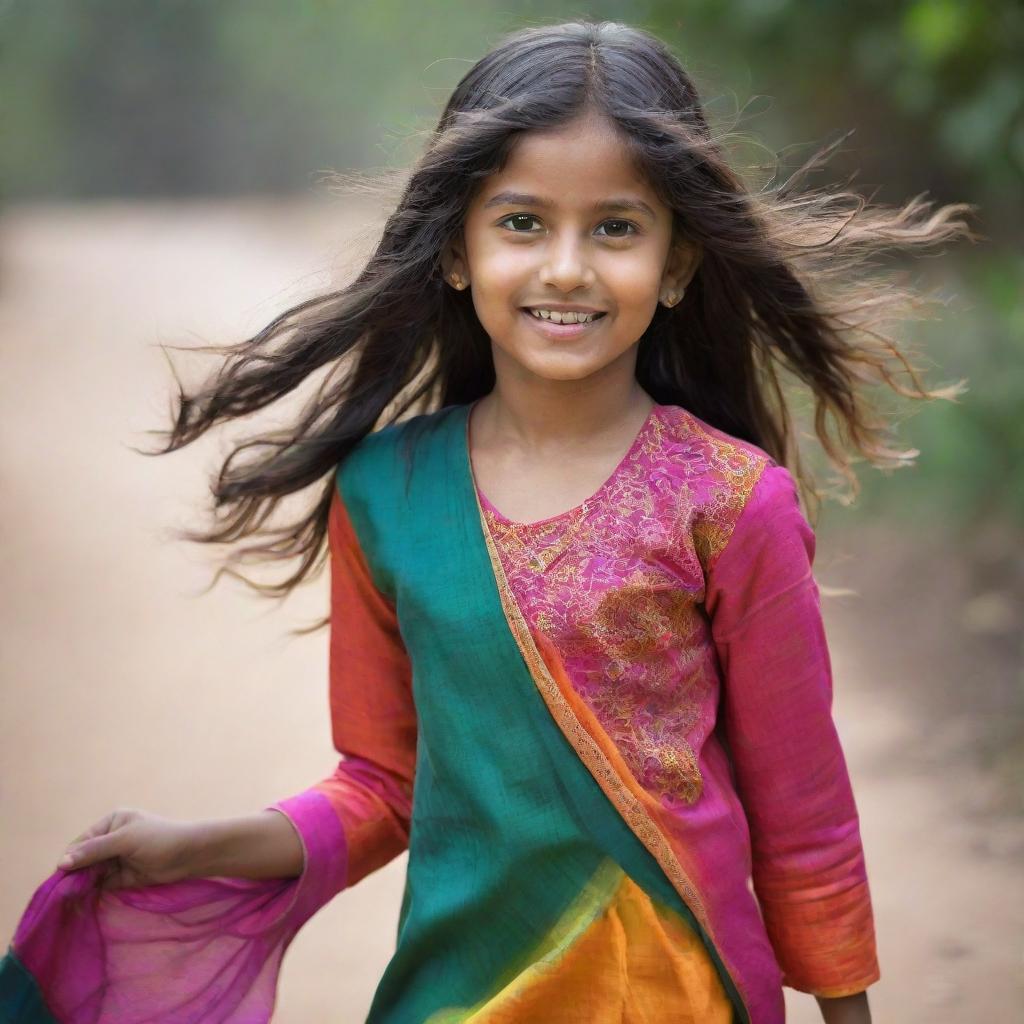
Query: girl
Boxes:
[{"xmin": 1, "ymin": 19, "xmax": 975, "ymax": 1024}]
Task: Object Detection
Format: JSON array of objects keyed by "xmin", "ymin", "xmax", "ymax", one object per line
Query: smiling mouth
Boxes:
[
  {"xmin": 519, "ymin": 308, "xmax": 608, "ymax": 337},
  {"xmin": 521, "ymin": 308, "xmax": 608, "ymax": 324}
]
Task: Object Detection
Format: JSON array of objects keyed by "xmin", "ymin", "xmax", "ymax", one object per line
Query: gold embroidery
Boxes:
[
  {"xmin": 591, "ymin": 581, "xmax": 702, "ymax": 661},
  {"xmin": 581, "ymin": 581, "xmax": 707, "ymax": 804},
  {"xmin": 485, "ymin": 504, "xmax": 594, "ymax": 574},
  {"xmin": 691, "ymin": 441, "xmax": 769, "ymax": 569}
]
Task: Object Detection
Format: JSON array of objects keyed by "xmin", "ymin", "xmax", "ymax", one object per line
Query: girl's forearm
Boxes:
[
  {"xmin": 187, "ymin": 810, "xmax": 306, "ymax": 880},
  {"xmin": 815, "ymin": 991, "xmax": 872, "ymax": 1024}
]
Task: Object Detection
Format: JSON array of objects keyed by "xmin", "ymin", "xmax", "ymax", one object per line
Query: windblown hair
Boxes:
[{"xmin": 146, "ymin": 19, "xmax": 978, "ymax": 628}]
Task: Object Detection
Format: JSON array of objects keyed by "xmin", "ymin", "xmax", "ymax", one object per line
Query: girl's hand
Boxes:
[
  {"xmin": 816, "ymin": 992, "xmax": 872, "ymax": 1024},
  {"xmin": 57, "ymin": 808, "xmax": 203, "ymax": 891}
]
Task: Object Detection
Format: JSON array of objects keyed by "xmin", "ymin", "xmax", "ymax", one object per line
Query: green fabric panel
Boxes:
[
  {"xmin": 336, "ymin": 404, "xmax": 745, "ymax": 1024},
  {"xmin": 0, "ymin": 948, "xmax": 59, "ymax": 1024}
]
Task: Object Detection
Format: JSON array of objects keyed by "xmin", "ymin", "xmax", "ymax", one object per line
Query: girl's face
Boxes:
[{"xmin": 443, "ymin": 110, "xmax": 701, "ymax": 388}]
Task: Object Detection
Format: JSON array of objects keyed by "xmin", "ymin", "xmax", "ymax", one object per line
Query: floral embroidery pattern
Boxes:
[{"xmin": 479, "ymin": 404, "xmax": 770, "ymax": 808}]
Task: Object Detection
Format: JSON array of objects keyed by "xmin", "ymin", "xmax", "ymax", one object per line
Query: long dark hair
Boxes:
[{"xmin": 145, "ymin": 19, "xmax": 978, "ymax": 629}]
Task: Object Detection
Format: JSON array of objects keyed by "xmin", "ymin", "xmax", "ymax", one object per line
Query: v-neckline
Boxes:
[{"xmin": 463, "ymin": 398, "xmax": 660, "ymax": 529}]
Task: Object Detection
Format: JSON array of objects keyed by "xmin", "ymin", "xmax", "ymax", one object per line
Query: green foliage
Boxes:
[{"xmin": 641, "ymin": 0, "xmax": 1023, "ymax": 231}]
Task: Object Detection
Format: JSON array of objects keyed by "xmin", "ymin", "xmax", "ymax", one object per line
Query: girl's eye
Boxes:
[
  {"xmin": 498, "ymin": 214, "xmax": 638, "ymax": 238},
  {"xmin": 500, "ymin": 214, "xmax": 542, "ymax": 232},
  {"xmin": 594, "ymin": 219, "xmax": 637, "ymax": 239}
]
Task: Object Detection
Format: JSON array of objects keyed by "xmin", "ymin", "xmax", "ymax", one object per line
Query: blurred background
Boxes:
[{"xmin": 1, "ymin": 1, "xmax": 1021, "ymax": 1020}]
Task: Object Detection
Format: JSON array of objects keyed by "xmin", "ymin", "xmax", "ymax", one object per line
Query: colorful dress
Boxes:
[{"xmin": 0, "ymin": 399, "xmax": 880, "ymax": 1023}]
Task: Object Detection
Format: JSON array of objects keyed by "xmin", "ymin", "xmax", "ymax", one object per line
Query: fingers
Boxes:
[
  {"xmin": 58, "ymin": 811, "xmax": 123, "ymax": 868},
  {"xmin": 59, "ymin": 827, "xmax": 125, "ymax": 868},
  {"xmin": 67, "ymin": 810, "xmax": 117, "ymax": 849}
]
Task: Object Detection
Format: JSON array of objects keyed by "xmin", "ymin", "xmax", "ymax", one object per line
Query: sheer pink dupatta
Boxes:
[{"xmin": 4, "ymin": 784, "xmax": 351, "ymax": 1021}]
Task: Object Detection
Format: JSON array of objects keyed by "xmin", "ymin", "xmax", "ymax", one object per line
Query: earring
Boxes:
[
  {"xmin": 449, "ymin": 272, "xmax": 467, "ymax": 290},
  {"xmin": 662, "ymin": 286, "xmax": 685, "ymax": 308}
]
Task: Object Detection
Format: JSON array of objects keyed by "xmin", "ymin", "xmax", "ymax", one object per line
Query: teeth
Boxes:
[{"xmin": 529, "ymin": 309, "xmax": 602, "ymax": 324}]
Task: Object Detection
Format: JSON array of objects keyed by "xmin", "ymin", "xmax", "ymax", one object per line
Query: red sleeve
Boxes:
[
  {"xmin": 268, "ymin": 481, "xmax": 417, "ymax": 895},
  {"xmin": 704, "ymin": 464, "xmax": 881, "ymax": 997}
]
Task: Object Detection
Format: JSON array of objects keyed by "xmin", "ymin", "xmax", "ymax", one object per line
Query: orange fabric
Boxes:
[{"xmin": 432, "ymin": 861, "xmax": 734, "ymax": 1023}]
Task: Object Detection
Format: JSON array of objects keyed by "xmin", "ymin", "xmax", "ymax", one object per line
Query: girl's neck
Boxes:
[{"xmin": 473, "ymin": 378, "xmax": 655, "ymax": 454}]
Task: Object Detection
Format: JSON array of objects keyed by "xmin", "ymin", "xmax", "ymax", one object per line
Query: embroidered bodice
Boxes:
[{"xmin": 475, "ymin": 402, "xmax": 766, "ymax": 809}]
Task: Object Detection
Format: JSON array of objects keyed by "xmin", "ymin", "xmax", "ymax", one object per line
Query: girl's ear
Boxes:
[
  {"xmin": 663, "ymin": 238, "xmax": 702, "ymax": 291},
  {"xmin": 441, "ymin": 236, "xmax": 470, "ymax": 290},
  {"xmin": 659, "ymin": 238, "xmax": 702, "ymax": 307}
]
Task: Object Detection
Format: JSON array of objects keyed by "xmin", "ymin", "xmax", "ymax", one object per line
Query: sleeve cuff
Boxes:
[
  {"xmin": 265, "ymin": 789, "xmax": 349, "ymax": 919},
  {"xmin": 787, "ymin": 965, "xmax": 882, "ymax": 998}
]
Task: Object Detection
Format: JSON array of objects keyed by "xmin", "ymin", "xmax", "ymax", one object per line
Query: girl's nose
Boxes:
[{"xmin": 538, "ymin": 234, "xmax": 595, "ymax": 292}]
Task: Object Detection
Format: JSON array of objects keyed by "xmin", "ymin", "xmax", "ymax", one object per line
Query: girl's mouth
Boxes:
[{"xmin": 520, "ymin": 308, "xmax": 608, "ymax": 339}]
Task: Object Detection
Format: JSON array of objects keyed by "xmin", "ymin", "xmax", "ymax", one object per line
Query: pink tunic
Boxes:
[{"xmin": 475, "ymin": 400, "xmax": 880, "ymax": 1008}]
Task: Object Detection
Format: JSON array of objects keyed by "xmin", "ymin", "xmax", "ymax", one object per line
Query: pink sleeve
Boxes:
[
  {"xmin": 2, "ymin": 485, "xmax": 416, "ymax": 1023},
  {"xmin": 704, "ymin": 463, "xmax": 881, "ymax": 997}
]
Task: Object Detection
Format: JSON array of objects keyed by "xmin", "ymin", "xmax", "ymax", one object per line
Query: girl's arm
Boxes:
[
  {"xmin": 259, "ymin": 482, "xmax": 418, "ymax": 897},
  {"xmin": 703, "ymin": 463, "xmax": 880, "ymax": 1008},
  {"xmin": 187, "ymin": 809, "xmax": 306, "ymax": 879}
]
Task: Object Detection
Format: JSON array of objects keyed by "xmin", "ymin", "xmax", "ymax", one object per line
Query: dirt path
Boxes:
[{"xmin": 1, "ymin": 202, "xmax": 1019, "ymax": 1022}]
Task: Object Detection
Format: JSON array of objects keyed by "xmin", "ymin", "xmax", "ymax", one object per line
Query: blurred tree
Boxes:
[
  {"xmin": 0, "ymin": 0, "xmax": 499, "ymax": 197},
  {"xmin": 644, "ymin": 0, "xmax": 1023, "ymax": 243}
]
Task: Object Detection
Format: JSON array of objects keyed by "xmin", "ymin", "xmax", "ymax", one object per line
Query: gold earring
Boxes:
[
  {"xmin": 449, "ymin": 272, "xmax": 467, "ymax": 290},
  {"xmin": 663, "ymin": 286, "xmax": 685, "ymax": 307}
]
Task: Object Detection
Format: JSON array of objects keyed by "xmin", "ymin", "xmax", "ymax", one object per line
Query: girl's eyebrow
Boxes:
[{"xmin": 482, "ymin": 190, "xmax": 656, "ymax": 221}]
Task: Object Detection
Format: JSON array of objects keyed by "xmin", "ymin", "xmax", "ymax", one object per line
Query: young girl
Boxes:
[{"xmin": 1, "ymin": 19, "xmax": 974, "ymax": 1024}]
